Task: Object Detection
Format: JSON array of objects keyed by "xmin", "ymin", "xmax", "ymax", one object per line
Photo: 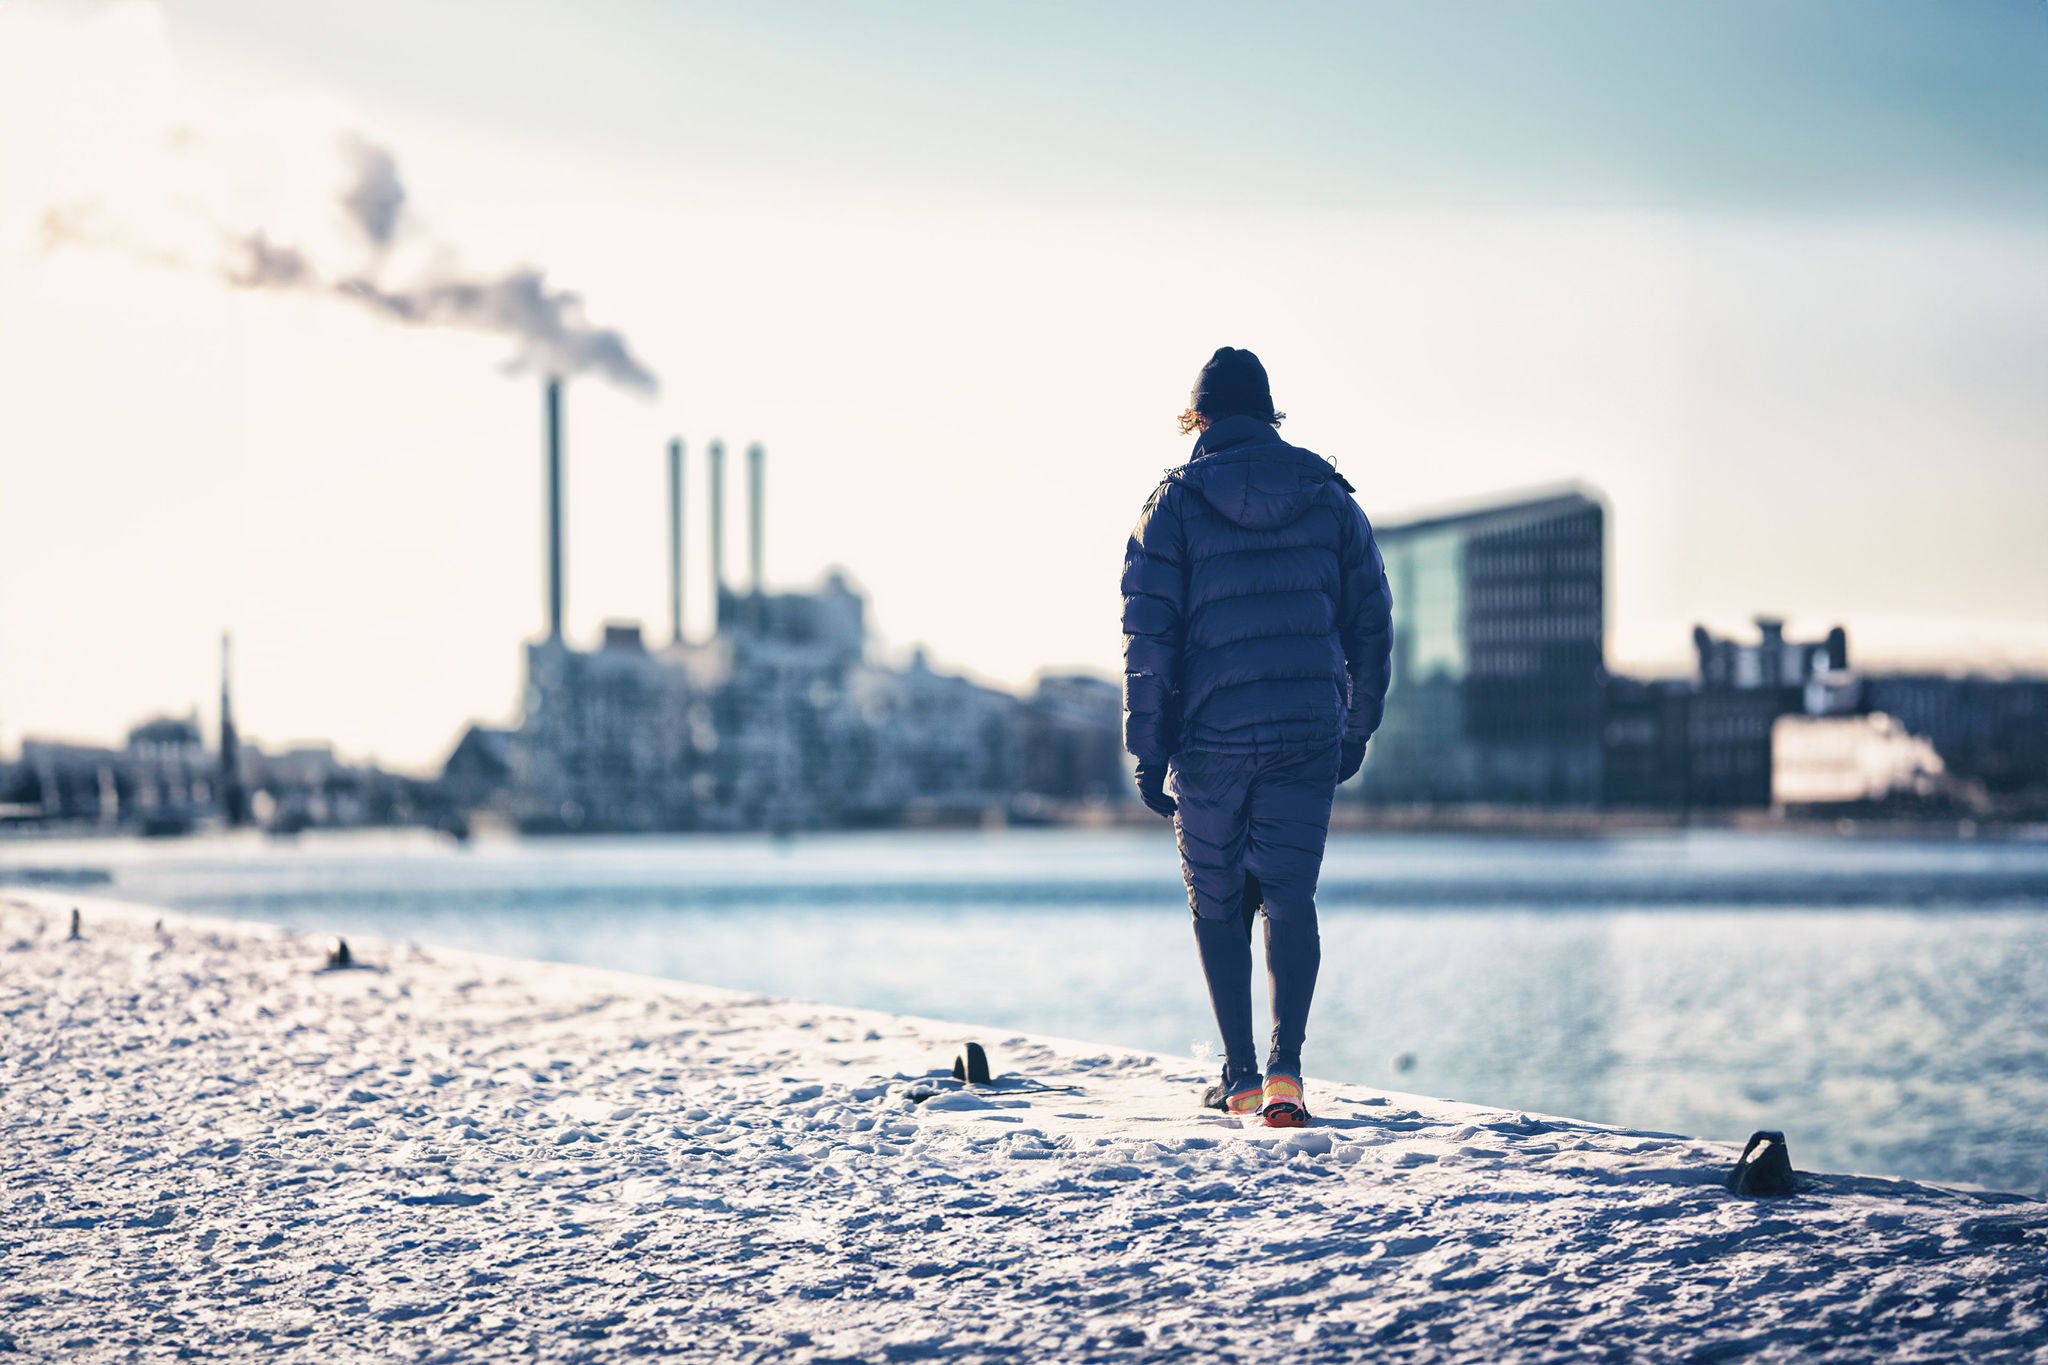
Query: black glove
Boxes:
[
  {"xmin": 1338, "ymin": 736, "xmax": 1367, "ymax": 784},
  {"xmin": 1135, "ymin": 763, "xmax": 1177, "ymax": 820}
]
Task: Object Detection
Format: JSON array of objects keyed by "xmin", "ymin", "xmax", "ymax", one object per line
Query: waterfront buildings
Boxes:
[
  {"xmin": 1343, "ymin": 486, "xmax": 2041, "ymax": 818},
  {"xmin": 1694, "ymin": 618, "xmax": 1849, "ymax": 701},
  {"xmin": 1602, "ymin": 618, "xmax": 1855, "ymax": 811},
  {"xmin": 10, "ymin": 715, "xmax": 211, "ymax": 833},
  {"xmin": 1355, "ymin": 488, "xmax": 1607, "ymax": 805},
  {"xmin": 1771, "ymin": 713, "xmax": 1948, "ymax": 809},
  {"xmin": 1860, "ymin": 674, "xmax": 2048, "ymax": 806},
  {"xmin": 6, "ymin": 395, "xmax": 2037, "ymax": 830},
  {"xmin": 1, "ymin": 717, "xmax": 421, "ymax": 835},
  {"xmin": 1600, "ymin": 678, "xmax": 1787, "ymax": 810}
]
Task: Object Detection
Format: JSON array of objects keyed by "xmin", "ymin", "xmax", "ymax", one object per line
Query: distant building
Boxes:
[
  {"xmin": 515, "ymin": 624, "xmax": 700, "ymax": 831},
  {"xmin": 9, "ymin": 737, "xmax": 124, "ymax": 827},
  {"xmin": 854, "ymin": 648, "xmax": 1017, "ymax": 825},
  {"xmin": 1603, "ymin": 617, "xmax": 1852, "ymax": 810},
  {"xmin": 1694, "ymin": 618, "xmax": 1847, "ymax": 692},
  {"xmin": 242, "ymin": 742, "xmax": 422, "ymax": 832},
  {"xmin": 13, "ymin": 714, "xmax": 217, "ymax": 834},
  {"xmin": 1773, "ymin": 713, "xmax": 1947, "ymax": 809},
  {"xmin": 1861, "ymin": 674, "xmax": 2048, "ymax": 803},
  {"xmin": 5, "ymin": 706, "xmax": 426, "ymax": 836},
  {"xmin": 441, "ymin": 725, "xmax": 514, "ymax": 809},
  {"xmin": 485, "ymin": 572, "xmax": 1070, "ymax": 834},
  {"xmin": 455, "ymin": 398, "xmax": 1124, "ymax": 832},
  {"xmin": 701, "ymin": 575, "xmax": 893, "ymax": 830},
  {"xmin": 1016, "ymin": 674, "xmax": 1128, "ymax": 809},
  {"xmin": 1356, "ymin": 488, "xmax": 1607, "ymax": 805},
  {"xmin": 11, "ymin": 712, "xmax": 214, "ymax": 833},
  {"xmin": 1599, "ymin": 677, "xmax": 1690, "ymax": 809},
  {"xmin": 1677, "ymin": 689, "xmax": 1784, "ymax": 809},
  {"xmin": 1600, "ymin": 678, "xmax": 1785, "ymax": 810},
  {"xmin": 112, "ymin": 715, "xmax": 210, "ymax": 834}
]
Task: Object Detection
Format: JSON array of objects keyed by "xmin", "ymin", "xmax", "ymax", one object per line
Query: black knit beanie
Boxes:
[{"xmin": 1190, "ymin": 347, "xmax": 1274, "ymax": 422}]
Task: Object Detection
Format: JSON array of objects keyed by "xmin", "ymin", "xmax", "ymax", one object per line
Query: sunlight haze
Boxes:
[{"xmin": 3, "ymin": 0, "xmax": 2044, "ymax": 769}]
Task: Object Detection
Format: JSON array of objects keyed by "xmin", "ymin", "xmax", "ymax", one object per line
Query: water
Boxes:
[{"xmin": 7, "ymin": 827, "xmax": 2046, "ymax": 1196}]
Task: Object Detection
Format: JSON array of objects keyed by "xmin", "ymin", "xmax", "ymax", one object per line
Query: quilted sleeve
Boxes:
[
  {"xmin": 1336, "ymin": 492, "xmax": 1394, "ymax": 742},
  {"xmin": 1120, "ymin": 480, "xmax": 1188, "ymax": 765}
]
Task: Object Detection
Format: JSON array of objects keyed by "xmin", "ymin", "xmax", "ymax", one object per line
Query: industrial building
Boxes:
[{"xmin": 449, "ymin": 381, "xmax": 1125, "ymax": 832}]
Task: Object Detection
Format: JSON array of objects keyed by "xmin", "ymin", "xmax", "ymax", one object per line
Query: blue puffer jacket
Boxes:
[{"xmin": 1121, "ymin": 415, "xmax": 1394, "ymax": 766}]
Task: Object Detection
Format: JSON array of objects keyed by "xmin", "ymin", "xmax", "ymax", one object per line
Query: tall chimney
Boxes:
[
  {"xmin": 708, "ymin": 439, "xmax": 726, "ymax": 629},
  {"xmin": 218, "ymin": 631, "xmax": 245, "ymax": 828},
  {"xmin": 747, "ymin": 442, "xmax": 765, "ymax": 598},
  {"xmin": 545, "ymin": 378, "xmax": 564, "ymax": 642},
  {"xmin": 667, "ymin": 437, "xmax": 685, "ymax": 646}
]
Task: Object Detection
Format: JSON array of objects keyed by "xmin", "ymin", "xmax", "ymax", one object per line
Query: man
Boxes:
[{"xmin": 1121, "ymin": 347, "xmax": 1393, "ymax": 1127}]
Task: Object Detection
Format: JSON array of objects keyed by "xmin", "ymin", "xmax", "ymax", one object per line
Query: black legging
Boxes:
[{"xmin": 1173, "ymin": 744, "xmax": 1336, "ymax": 1080}]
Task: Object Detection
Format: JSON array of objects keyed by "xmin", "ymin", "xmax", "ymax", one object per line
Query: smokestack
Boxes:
[
  {"xmin": 667, "ymin": 437, "xmax": 685, "ymax": 646},
  {"xmin": 218, "ymin": 631, "xmax": 245, "ymax": 828},
  {"xmin": 708, "ymin": 439, "xmax": 726, "ymax": 628},
  {"xmin": 747, "ymin": 442, "xmax": 765, "ymax": 598},
  {"xmin": 545, "ymin": 379, "xmax": 564, "ymax": 641}
]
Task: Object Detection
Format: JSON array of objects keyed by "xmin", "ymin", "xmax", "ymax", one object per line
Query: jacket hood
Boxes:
[{"xmin": 1172, "ymin": 415, "xmax": 1349, "ymax": 531}]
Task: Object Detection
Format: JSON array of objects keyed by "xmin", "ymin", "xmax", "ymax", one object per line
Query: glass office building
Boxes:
[{"xmin": 1356, "ymin": 489, "xmax": 1607, "ymax": 804}]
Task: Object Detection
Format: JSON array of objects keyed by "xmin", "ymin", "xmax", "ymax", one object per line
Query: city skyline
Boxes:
[{"xmin": 3, "ymin": 1, "xmax": 2045, "ymax": 768}]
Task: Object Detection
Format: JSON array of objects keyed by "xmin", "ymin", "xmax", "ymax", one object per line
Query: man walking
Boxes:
[{"xmin": 1122, "ymin": 347, "xmax": 1393, "ymax": 1127}]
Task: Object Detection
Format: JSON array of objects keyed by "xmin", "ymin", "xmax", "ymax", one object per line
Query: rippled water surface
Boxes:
[{"xmin": 7, "ymin": 827, "xmax": 2045, "ymax": 1195}]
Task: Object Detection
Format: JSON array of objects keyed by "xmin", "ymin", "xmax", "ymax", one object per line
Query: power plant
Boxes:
[
  {"xmin": 19, "ymin": 385, "xmax": 2040, "ymax": 836},
  {"xmin": 438, "ymin": 380, "xmax": 1128, "ymax": 833}
]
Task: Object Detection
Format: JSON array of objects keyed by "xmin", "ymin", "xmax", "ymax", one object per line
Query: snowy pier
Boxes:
[{"xmin": 4, "ymin": 892, "xmax": 2044, "ymax": 1362}]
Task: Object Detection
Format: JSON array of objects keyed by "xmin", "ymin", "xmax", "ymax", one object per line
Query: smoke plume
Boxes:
[
  {"xmin": 225, "ymin": 230, "xmax": 314, "ymax": 290},
  {"xmin": 181, "ymin": 131, "xmax": 659, "ymax": 393},
  {"xmin": 338, "ymin": 135, "xmax": 406, "ymax": 250},
  {"xmin": 337, "ymin": 266, "xmax": 657, "ymax": 393},
  {"xmin": 221, "ymin": 135, "xmax": 658, "ymax": 393},
  {"xmin": 23, "ymin": 6, "xmax": 657, "ymax": 396}
]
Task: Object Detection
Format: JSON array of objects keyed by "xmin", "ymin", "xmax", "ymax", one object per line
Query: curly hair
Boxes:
[{"xmin": 1177, "ymin": 407, "xmax": 1285, "ymax": 436}]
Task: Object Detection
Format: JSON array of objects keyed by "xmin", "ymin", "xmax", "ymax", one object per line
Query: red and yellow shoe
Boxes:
[
  {"xmin": 1260, "ymin": 1071, "xmax": 1309, "ymax": 1128},
  {"xmin": 1201, "ymin": 1072, "xmax": 1265, "ymax": 1116}
]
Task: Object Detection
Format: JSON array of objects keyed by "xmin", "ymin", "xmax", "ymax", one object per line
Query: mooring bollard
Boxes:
[
  {"xmin": 1727, "ymin": 1129, "xmax": 1797, "ymax": 1197},
  {"xmin": 952, "ymin": 1041, "xmax": 992, "ymax": 1084}
]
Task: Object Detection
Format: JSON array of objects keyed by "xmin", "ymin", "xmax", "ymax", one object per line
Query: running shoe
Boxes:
[
  {"xmin": 1201, "ymin": 1069, "xmax": 1265, "ymax": 1116},
  {"xmin": 1260, "ymin": 1070, "xmax": 1309, "ymax": 1128}
]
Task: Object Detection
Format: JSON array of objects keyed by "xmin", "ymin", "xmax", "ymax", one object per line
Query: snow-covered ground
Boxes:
[{"xmin": 5, "ymin": 892, "xmax": 2044, "ymax": 1363}]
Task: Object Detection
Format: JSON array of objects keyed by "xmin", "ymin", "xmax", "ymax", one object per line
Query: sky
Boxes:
[{"xmin": 2, "ymin": 0, "xmax": 2045, "ymax": 770}]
